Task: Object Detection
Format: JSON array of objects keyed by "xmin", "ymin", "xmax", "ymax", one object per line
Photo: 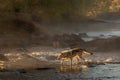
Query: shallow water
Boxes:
[
  {"xmin": 0, "ymin": 63, "xmax": 120, "ymax": 80},
  {"xmin": 1, "ymin": 47, "xmax": 120, "ymax": 80},
  {"xmin": 58, "ymin": 63, "xmax": 120, "ymax": 80}
]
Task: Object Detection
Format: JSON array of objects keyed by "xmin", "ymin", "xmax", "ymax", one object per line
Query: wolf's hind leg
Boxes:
[{"xmin": 75, "ymin": 56, "xmax": 80, "ymax": 64}]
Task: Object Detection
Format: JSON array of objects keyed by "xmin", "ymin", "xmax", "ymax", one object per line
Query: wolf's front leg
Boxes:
[
  {"xmin": 70, "ymin": 58, "xmax": 72, "ymax": 66},
  {"xmin": 60, "ymin": 58, "xmax": 64, "ymax": 66},
  {"xmin": 74, "ymin": 56, "xmax": 80, "ymax": 64},
  {"xmin": 80, "ymin": 57, "xmax": 86, "ymax": 65}
]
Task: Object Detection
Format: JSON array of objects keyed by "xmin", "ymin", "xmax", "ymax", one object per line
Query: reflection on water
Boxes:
[{"xmin": 58, "ymin": 64, "xmax": 88, "ymax": 73}]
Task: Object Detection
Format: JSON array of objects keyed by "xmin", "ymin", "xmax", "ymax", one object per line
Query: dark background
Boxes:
[{"xmin": 0, "ymin": 0, "xmax": 120, "ymax": 52}]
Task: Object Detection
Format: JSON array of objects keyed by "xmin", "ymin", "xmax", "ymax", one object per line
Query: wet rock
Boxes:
[
  {"xmin": 87, "ymin": 62, "xmax": 105, "ymax": 67},
  {"xmin": 17, "ymin": 69, "xmax": 27, "ymax": 74},
  {"xmin": 35, "ymin": 67, "xmax": 55, "ymax": 70},
  {"xmin": 106, "ymin": 62, "xmax": 120, "ymax": 64}
]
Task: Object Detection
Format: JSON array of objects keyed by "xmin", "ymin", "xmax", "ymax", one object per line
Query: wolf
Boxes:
[{"xmin": 57, "ymin": 48, "xmax": 93, "ymax": 65}]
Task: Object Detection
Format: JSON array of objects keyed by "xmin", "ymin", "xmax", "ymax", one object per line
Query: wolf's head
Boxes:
[{"xmin": 80, "ymin": 49, "xmax": 93, "ymax": 55}]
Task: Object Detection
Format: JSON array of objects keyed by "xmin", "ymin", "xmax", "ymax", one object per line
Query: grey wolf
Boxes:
[{"xmin": 57, "ymin": 48, "xmax": 93, "ymax": 65}]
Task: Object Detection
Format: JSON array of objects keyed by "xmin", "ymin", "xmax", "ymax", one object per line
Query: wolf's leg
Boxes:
[
  {"xmin": 70, "ymin": 58, "xmax": 72, "ymax": 66},
  {"xmin": 75, "ymin": 56, "xmax": 80, "ymax": 64},
  {"xmin": 76, "ymin": 57, "xmax": 80, "ymax": 64},
  {"xmin": 61, "ymin": 59, "xmax": 64, "ymax": 65},
  {"xmin": 81, "ymin": 57, "xmax": 89, "ymax": 65},
  {"xmin": 81, "ymin": 57, "xmax": 86, "ymax": 64},
  {"xmin": 80, "ymin": 57, "xmax": 85, "ymax": 65},
  {"xmin": 70, "ymin": 58, "xmax": 72, "ymax": 69}
]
